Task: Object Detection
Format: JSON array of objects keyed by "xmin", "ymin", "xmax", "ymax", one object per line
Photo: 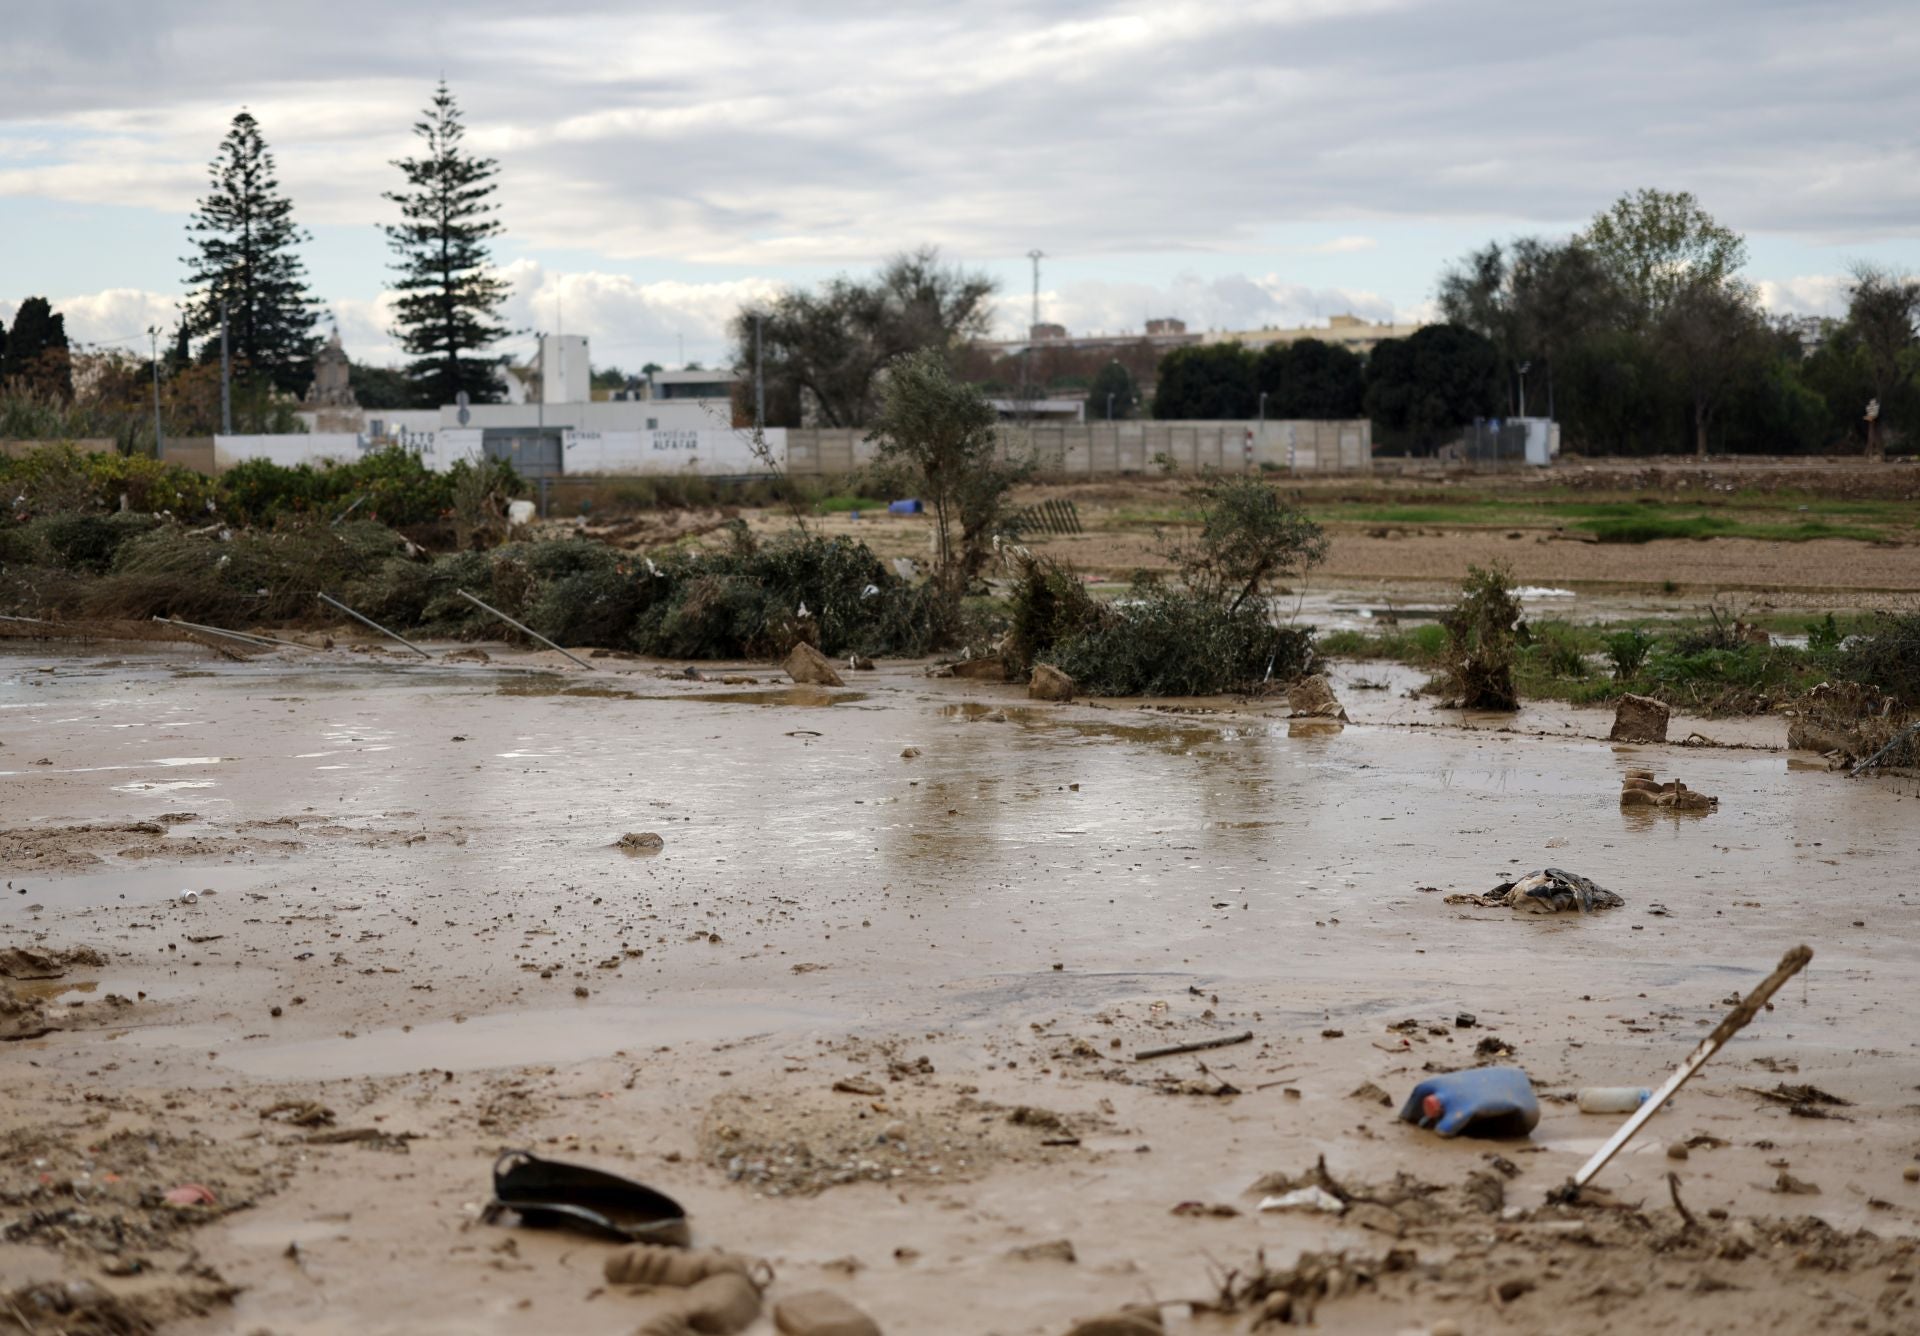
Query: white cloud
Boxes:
[
  {"xmin": 1306, "ymin": 236, "xmax": 1379, "ymax": 255},
  {"xmin": 0, "ymin": 288, "xmax": 182, "ymax": 349},
  {"xmin": 1755, "ymin": 274, "xmax": 1851, "ymax": 318}
]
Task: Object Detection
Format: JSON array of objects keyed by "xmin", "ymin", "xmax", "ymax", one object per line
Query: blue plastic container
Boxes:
[
  {"xmin": 1399, "ymin": 1066, "xmax": 1540, "ymax": 1139},
  {"xmin": 888, "ymin": 499, "xmax": 924, "ymax": 515}
]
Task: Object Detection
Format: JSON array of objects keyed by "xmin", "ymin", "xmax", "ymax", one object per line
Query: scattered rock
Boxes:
[
  {"xmin": 1772, "ymin": 1170, "xmax": 1821, "ymax": 1195},
  {"xmin": 1029, "ymin": 664, "xmax": 1076, "ymax": 702},
  {"xmin": 616, "ymin": 832, "xmax": 666, "ymax": 853},
  {"xmin": 1063, "ymin": 1307, "xmax": 1163, "ymax": 1335},
  {"xmin": 848, "ymin": 655, "xmax": 876, "ymax": 672},
  {"xmin": 1348, "ymin": 1082, "xmax": 1393, "ymax": 1107},
  {"xmin": 1609, "ymin": 693, "xmax": 1670, "ymax": 743},
  {"xmin": 899, "ymin": 747, "xmax": 921, "ymax": 759},
  {"xmin": 443, "ymin": 647, "xmax": 491, "ymax": 663},
  {"xmin": 774, "ymin": 1290, "xmax": 882, "ymax": 1336},
  {"xmin": 832, "ymin": 1077, "xmax": 885, "ymax": 1097},
  {"xmin": 784, "ymin": 643, "xmax": 846, "ymax": 687},
  {"xmin": 1005, "ymin": 1238, "xmax": 1076, "ymax": 1263},
  {"xmin": 949, "ymin": 656, "xmax": 1008, "ymax": 681},
  {"xmin": 1286, "ymin": 675, "xmax": 1348, "ymax": 721},
  {"xmin": 1667, "ymin": 1142, "xmax": 1690, "ymax": 1161}
]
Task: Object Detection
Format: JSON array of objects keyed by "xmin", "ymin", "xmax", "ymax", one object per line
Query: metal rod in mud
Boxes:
[
  {"xmin": 455, "ymin": 589, "xmax": 596, "ymax": 670},
  {"xmin": 330, "ymin": 494, "xmax": 368, "ymax": 526},
  {"xmin": 1134, "ymin": 1030, "xmax": 1253, "ymax": 1061},
  {"xmin": 153, "ymin": 616, "xmax": 324, "ymax": 653},
  {"xmin": 315, "ymin": 591, "xmax": 435, "ymax": 658},
  {"xmin": 1557, "ymin": 944, "xmax": 1813, "ymax": 1201}
]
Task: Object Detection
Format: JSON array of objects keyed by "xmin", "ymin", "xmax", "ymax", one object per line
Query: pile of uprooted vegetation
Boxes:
[
  {"xmin": 998, "ymin": 475, "xmax": 1327, "ymax": 696},
  {"xmin": 0, "ymin": 512, "xmax": 942, "ymax": 660}
]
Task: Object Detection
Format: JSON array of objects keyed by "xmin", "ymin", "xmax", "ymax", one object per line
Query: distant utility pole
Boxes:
[
  {"xmin": 219, "ymin": 300, "xmax": 231, "ymax": 435},
  {"xmin": 754, "ymin": 313, "xmax": 765, "ymax": 432},
  {"xmin": 1027, "ymin": 249, "xmax": 1044, "ymax": 331},
  {"xmin": 146, "ymin": 327, "xmax": 166, "ymax": 458}
]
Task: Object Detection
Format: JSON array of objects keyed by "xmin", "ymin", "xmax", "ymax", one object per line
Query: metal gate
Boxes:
[{"xmin": 482, "ymin": 428, "xmax": 564, "ymax": 479}]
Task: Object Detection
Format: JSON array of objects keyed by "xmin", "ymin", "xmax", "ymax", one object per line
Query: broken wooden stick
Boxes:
[
  {"xmin": 1134, "ymin": 1030, "xmax": 1252, "ymax": 1061},
  {"xmin": 1552, "ymin": 944, "xmax": 1812, "ymax": 1202}
]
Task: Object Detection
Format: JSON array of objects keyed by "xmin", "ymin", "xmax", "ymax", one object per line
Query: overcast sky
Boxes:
[{"xmin": 4, "ymin": 0, "xmax": 1918, "ymax": 370}]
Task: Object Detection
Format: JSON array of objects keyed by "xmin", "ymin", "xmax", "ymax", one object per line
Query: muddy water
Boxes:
[{"xmin": 6, "ymin": 647, "xmax": 1915, "ymax": 1082}]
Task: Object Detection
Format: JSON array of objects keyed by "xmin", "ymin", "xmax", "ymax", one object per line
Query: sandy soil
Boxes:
[{"xmin": 3, "ymin": 638, "xmax": 1918, "ymax": 1335}]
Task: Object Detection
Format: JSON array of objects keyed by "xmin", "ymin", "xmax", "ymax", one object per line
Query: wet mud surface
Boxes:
[{"xmin": 2, "ymin": 644, "xmax": 1917, "ymax": 1333}]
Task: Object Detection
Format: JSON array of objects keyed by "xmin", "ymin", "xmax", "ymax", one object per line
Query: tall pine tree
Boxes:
[
  {"xmin": 384, "ymin": 82, "xmax": 511, "ymax": 406},
  {"xmin": 2, "ymin": 297, "xmax": 74, "ymax": 400},
  {"xmin": 182, "ymin": 110, "xmax": 322, "ymax": 395}
]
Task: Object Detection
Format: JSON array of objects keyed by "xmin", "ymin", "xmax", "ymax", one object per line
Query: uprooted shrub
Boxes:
[
  {"xmin": 1041, "ymin": 579, "xmax": 1314, "ymax": 697},
  {"xmin": 1836, "ymin": 612, "xmax": 1920, "ymax": 709},
  {"xmin": 1438, "ymin": 564, "xmax": 1528, "ymax": 709},
  {"xmin": 1002, "ymin": 553, "xmax": 1102, "ymax": 676}
]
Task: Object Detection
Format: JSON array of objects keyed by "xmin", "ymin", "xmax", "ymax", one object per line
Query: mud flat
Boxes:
[{"xmin": 2, "ymin": 644, "xmax": 1917, "ymax": 1334}]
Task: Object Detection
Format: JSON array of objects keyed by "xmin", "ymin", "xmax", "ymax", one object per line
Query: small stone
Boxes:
[
  {"xmin": 615, "ymin": 832, "xmax": 665, "ymax": 852},
  {"xmin": 270, "ymin": 1005, "xmax": 283, "ymax": 1018},
  {"xmin": 1610, "ymin": 693, "xmax": 1670, "ymax": 743},
  {"xmin": 774, "ymin": 1290, "xmax": 882, "ymax": 1336},
  {"xmin": 574, "ymin": 986, "xmax": 589, "ymax": 998},
  {"xmin": 1029, "ymin": 663, "xmax": 1076, "ymax": 701},
  {"xmin": 1430, "ymin": 1320, "xmax": 1464, "ymax": 1336},
  {"xmin": 1455, "ymin": 1012, "xmax": 1477, "ymax": 1028},
  {"xmin": 1666, "ymin": 1141, "xmax": 1689, "ymax": 1161},
  {"xmin": 1904, "ymin": 1165, "xmax": 1919, "ymax": 1182}
]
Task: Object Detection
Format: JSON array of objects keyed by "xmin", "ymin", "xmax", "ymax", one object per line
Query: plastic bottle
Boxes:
[
  {"xmin": 1399, "ymin": 1067, "xmax": 1540, "ymax": 1138},
  {"xmin": 1577, "ymin": 1086, "xmax": 1652, "ymax": 1114}
]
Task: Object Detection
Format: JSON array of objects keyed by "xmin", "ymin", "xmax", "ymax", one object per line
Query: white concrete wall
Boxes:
[
  {"xmin": 562, "ymin": 427, "xmax": 781, "ymax": 475},
  {"xmin": 214, "ymin": 434, "xmax": 365, "ymax": 471},
  {"xmin": 437, "ymin": 398, "xmax": 728, "ymax": 433}
]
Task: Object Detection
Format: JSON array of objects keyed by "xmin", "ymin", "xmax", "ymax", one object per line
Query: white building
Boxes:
[{"xmin": 266, "ymin": 334, "xmax": 762, "ymax": 477}]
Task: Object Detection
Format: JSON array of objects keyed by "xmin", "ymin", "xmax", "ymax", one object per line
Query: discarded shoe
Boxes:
[{"xmin": 485, "ymin": 1149, "xmax": 690, "ymax": 1245}]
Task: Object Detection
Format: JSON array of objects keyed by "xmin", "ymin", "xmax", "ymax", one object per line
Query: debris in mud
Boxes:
[
  {"xmin": 832, "ymin": 1077, "xmax": 886, "ymax": 1097},
  {"xmin": 1770, "ymin": 1170, "xmax": 1822, "ymax": 1195},
  {"xmin": 699, "ymin": 1089, "xmax": 1086, "ymax": 1196},
  {"xmin": 0, "ymin": 945, "xmax": 107, "ymax": 979},
  {"xmin": 1400, "ymin": 1067, "xmax": 1540, "ymax": 1138},
  {"xmin": 1006, "ymin": 1238, "xmax": 1076, "ymax": 1263},
  {"xmin": 1285, "ymin": 674, "xmax": 1347, "ymax": 721},
  {"xmin": 773, "ymin": 1289, "xmax": 882, "ymax": 1336},
  {"xmin": 1257, "ymin": 1186, "xmax": 1347, "ymax": 1215},
  {"xmin": 899, "ymin": 746, "xmax": 921, "ymax": 758},
  {"xmin": 0, "ymin": 982, "xmax": 58, "ymax": 1041},
  {"xmin": 949, "ymin": 655, "xmax": 1009, "ymax": 681},
  {"xmin": 258, "ymin": 1099, "xmax": 335, "ymax": 1128},
  {"xmin": 1620, "ymin": 770, "xmax": 1718, "ymax": 812},
  {"xmin": 1, "ymin": 1275, "xmax": 240, "ymax": 1336},
  {"xmin": 616, "ymin": 831, "xmax": 666, "ymax": 853},
  {"xmin": 1348, "ymin": 1082, "xmax": 1393, "ymax": 1107},
  {"xmin": 1739, "ymin": 1082, "xmax": 1853, "ymax": 1118},
  {"xmin": 1448, "ymin": 868, "xmax": 1624, "ymax": 914},
  {"xmin": 1609, "ymin": 692, "xmax": 1670, "ymax": 743},
  {"xmin": 784, "ymin": 642, "xmax": 845, "ymax": 687},
  {"xmin": 1202, "ymin": 1246, "xmax": 1414, "ymax": 1327}
]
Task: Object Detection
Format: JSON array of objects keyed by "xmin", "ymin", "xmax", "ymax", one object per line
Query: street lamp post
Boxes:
[
  {"xmin": 1258, "ymin": 391, "xmax": 1268, "ymax": 427},
  {"xmin": 1106, "ymin": 392, "xmax": 1115, "ymax": 422},
  {"xmin": 146, "ymin": 327, "xmax": 165, "ymax": 459},
  {"xmin": 1517, "ymin": 361, "xmax": 1531, "ymax": 417}
]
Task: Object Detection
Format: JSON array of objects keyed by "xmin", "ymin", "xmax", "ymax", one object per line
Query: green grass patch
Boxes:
[
  {"xmin": 812, "ymin": 495, "xmax": 889, "ymax": 513},
  {"xmin": 1316, "ymin": 622, "xmax": 1448, "ymax": 664}
]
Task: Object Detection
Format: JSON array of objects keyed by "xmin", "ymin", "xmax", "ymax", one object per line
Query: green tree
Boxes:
[
  {"xmin": 1254, "ymin": 338, "xmax": 1365, "ymax": 418},
  {"xmin": 1086, "ymin": 359, "xmax": 1137, "ymax": 419},
  {"xmin": 181, "ymin": 111, "xmax": 323, "ymax": 394},
  {"xmin": 1363, "ymin": 324, "xmax": 1501, "ymax": 453},
  {"xmin": 2, "ymin": 297, "xmax": 74, "ymax": 400},
  {"xmin": 1166, "ymin": 475, "xmax": 1327, "ymax": 612},
  {"xmin": 867, "ymin": 348, "xmax": 1029, "ymax": 611},
  {"xmin": 1657, "ymin": 280, "xmax": 1767, "ymax": 456},
  {"xmin": 1151, "ymin": 343, "xmax": 1256, "ymax": 419},
  {"xmin": 349, "ymin": 363, "xmax": 417, "ymax": 410},
  {"xmin": 1579, "ymin": 189, "xmax": 1746, "ymax": 327},
  {"xmin": 735, "ymin": 247, "xmax": 996, "ymax": 428},
  {"xmin": 1844, "ymin": 264, "xmax": 1920, "ymax": 459},
  {"xmin": 384, "ymin": 81, "xmax": 512, "ymax": 407}
]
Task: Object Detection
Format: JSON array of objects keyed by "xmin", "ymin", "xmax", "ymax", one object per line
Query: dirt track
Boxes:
[{"xmin": 3, "ymin": 642, "xmax": 1918, "ymax": 1334}]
